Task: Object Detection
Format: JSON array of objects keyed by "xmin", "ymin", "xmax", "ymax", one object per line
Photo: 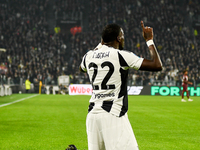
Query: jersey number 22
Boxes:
[{"xmin": 89, "ymin": 61, "xmax": 115, "ymax": 90}]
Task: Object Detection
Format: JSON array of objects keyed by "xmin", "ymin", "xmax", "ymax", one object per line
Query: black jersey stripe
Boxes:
[
  {"xmin": 101, "ymin": 101, "xmax": 113, "ymax": 112},
  {"xmin": 83, "ymin": 54, "xmax": 87, "ymax": 69},
  {"xmin": 119, "ymin": 68, "xmax": 129, "ymax": 117},
  {"xmin": 118, "ymin": 51, "xmax": 129, "ymax": 67},
  {"xmin": 118, "ymin": 52, "xmax": 129, "ymax": 98},
  {"xmin": 88, "ymin": 102, "xmax": 95, "ymax": 112},
  {"xmin": 118, "ymin": 52, "xmax": 129, "ymax": 117}
]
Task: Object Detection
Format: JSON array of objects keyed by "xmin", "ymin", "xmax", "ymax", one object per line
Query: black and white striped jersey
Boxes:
[{"xmin": 80, "ymin": 44, "xmax": 144, "ymax": 117}]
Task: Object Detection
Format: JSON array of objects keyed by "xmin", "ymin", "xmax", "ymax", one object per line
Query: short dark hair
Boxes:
[
  {"xmin": 183, "ymin": 70, "xmax": 187, "ymax": 73},
  {"xmin": 101, "ymin": 24, "xmax": 121, "ymax": 43}
]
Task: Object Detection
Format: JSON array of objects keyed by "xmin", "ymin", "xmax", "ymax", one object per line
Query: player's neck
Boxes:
[{"xmin": 103, "ymin": 41, "xmax": 119, "ymax": 49}]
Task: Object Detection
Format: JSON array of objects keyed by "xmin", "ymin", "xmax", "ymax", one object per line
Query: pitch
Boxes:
[{"xmin": 0, "ymin": 94, "xmax": 199, "ymax": 150}]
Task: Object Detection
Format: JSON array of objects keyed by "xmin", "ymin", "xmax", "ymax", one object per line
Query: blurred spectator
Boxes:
[
  {"xmin": 33, "ymin": 79, "xmax": 39, "ymax": 93},
  {"xmin": 62, "ymin": 85, "xmax": 68, "ymax": 94},
  {"xmin": 49, "ymin": 85, "xmax": 53, "ymax": 94},
  {"xmin": 58, "ymin": 84, "xmax": 63, "ymax": 94},
  {"xmin": 41, "ymin": 85, "xmax": 47, "ymax": 94},
  {"xmin": 25, "ymin": 78, "xmax": 31, "ymax": 93}
]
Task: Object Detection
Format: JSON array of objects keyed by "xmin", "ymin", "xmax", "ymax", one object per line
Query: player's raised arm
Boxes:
[{"xmin": 139, "ymin": 21, "xmax": 163, "ymax": 71}]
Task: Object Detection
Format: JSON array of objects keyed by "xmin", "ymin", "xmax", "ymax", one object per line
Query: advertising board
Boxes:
[{"xmin": 68, "ymin": 84, "xmax": 200, "ymax": 96}]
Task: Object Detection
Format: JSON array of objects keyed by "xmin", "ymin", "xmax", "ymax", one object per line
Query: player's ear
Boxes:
[{"xmin": 117, "ymin": 36, "xmax": 121, "ymax": 42}]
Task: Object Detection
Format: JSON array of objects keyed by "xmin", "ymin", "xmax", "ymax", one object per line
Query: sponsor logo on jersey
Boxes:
[
  {"xmin": 94, "ymin": 93, "xmax": 115, "ymax": 99},
  {"xmin": 92, "ymin": 51, "xmax": 110, "ymax": 59}
]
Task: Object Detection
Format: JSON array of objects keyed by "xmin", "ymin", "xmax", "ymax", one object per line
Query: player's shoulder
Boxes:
[
  {"xmin": 85, "ymin": 50, "xmax": 93, "ymax": 55},
  {"xmin": 103, "ymin": 47, "xmax": 134, "ymax": 58},
  {"xmin": 82, "ymin": 50, "xmax": 93, "ymax": 58},
  {"xmin": 87, "ymin": 45, "xmax": 116, "ymax": 55},
  {"xmin": 117, "ymin": 49, "xmax": 139, "ymax": 58},
  {"xmin": 119, "ymin": 49, "xmax": 133, "ymax": 53},
  {"xmin": 183, "ymin": 75, "xmax": 188, "ymax": 79}
]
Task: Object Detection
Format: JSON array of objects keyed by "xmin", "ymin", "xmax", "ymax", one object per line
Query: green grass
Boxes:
[{"xmin": 0, "ymin": 94, "xmax": 199, "ymax": 150}]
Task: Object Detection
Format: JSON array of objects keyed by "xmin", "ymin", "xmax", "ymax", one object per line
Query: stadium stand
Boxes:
[{"xmin": 0, "ymin": 0, "xmax": 200, "ymax": 90}]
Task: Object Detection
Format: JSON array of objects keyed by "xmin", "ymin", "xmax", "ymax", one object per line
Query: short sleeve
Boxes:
[{"xmin": 118, "ymin": 50, "xmax": 144, "ymax": 70}]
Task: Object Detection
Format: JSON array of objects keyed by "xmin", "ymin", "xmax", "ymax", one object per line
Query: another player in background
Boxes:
[
  {"xmin": 181, "ymin": 70, "xmax": 193, "ymax": 102},
  {"xmin": 80, "ymin": 21, "xmax": 162, "ymax": 150}
]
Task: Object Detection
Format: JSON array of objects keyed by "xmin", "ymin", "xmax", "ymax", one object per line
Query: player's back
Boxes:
[
  {"xmin": 86, "ymin": 45, "xmax": 122, "ymax": 102},
  {"xmin": 81, "ymin": 44, "xmax": 143, "ymax": 117}
]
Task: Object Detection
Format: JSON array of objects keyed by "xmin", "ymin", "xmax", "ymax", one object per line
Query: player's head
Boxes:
[
  {"xmin": 101, "ymin": 24, "xmax": 124, "ymax": 50},
  {"xmin": 183, "ymin": 70, "xmax": 188, "ymax": 75}
]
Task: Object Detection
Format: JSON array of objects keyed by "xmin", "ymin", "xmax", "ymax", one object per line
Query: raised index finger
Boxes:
[{"xmin": 141, "ymin": 21, "xmax": 145, "ymax": 29}]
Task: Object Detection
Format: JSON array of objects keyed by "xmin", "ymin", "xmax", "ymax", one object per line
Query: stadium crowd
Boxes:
[
  {"xmin": 1, "ymin": 0, "xmax": 200, "ymax": 87},
  {"xmin": 69, "ymin": 0, "xmax": 200, "ymax": 86},
  {"xmin": 54, "ymin": 0, "xmax": 84, "ymax": 21},
  {"xmin": 0, "ymin": 0, "xmax": 69, "ymax": 85}
]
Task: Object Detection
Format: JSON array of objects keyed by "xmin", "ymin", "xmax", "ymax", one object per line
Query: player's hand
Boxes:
[{"xmin": 141, "ymin": 21, "xmax": 153, "ymax": 41}]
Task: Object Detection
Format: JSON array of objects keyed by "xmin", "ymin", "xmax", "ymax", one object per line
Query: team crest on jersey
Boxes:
[{"xmin": 92, "ymin": 51, "xmax": 110, "ymax": 59}]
